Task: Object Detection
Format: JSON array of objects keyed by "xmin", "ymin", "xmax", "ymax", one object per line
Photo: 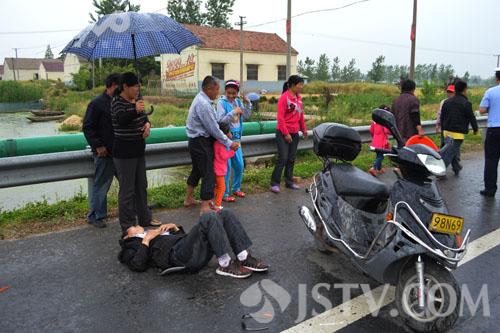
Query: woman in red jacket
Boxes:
[{"xmin": 270, "ymin": 75, "xmax": 307, "ymax": 193}]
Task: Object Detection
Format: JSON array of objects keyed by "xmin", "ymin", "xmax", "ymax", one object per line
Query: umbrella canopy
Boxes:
[{"xmin": 62, "ymin": 12, "xmax": 201, "ymax": 60}]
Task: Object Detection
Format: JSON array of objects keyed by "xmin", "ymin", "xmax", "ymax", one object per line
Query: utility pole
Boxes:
[
  {"xmin": 409, "ymin": 0, "xmax": 417, "ymax": 80},
  {"xmin": 495, "ymin": 54, "xmax": 500, "ymax": 68},
  {"xmin": 286, "ymin": 0, "xmax": 292, "ymax": 78},
  {"xmin": 12, "ymin": 48, "xmax": 19, "ymax": 81},
  {"xmin": 99, "ymin": 58, "xmax": 102, "ymax": 85},
  {"xmin": 236, "ymin": 16, "xmax": 246, "ymax": 89}
]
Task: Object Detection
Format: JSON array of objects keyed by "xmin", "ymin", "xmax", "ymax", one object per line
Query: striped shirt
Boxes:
[{"xmin": 111, "ymin": 95, "xmax": 149, "ymax": 158}]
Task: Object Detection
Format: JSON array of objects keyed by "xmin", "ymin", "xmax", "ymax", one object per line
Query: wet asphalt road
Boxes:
[{"xmin": 1, "ymin": 151, "xmax": 499, "ymax": 333}]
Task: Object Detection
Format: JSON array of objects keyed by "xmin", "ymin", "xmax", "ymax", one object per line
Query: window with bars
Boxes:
[
  {"xmin": 246, "ymin": 64, "xmax": 259, "ymax": 81},
  {"xmin": 277, "ymin": 65, "xmax": 287, "ymax": 81},
  {"xmin": 211, "ymin": 63, "xmax": 225, "ymax": 80}
]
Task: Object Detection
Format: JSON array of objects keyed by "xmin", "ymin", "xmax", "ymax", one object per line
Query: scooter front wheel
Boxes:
[{"xmin": 395, "ymin": 260, "xmax": 460, "ymax": 332}]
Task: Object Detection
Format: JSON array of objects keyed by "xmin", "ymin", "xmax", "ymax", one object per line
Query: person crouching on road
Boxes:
[
  {"xmin": 184, "ymin": 76, "xmax": 240, "ymax": 215},
  {"xmin": 118, "ymin": 209, "xmax": 269, "ymax": 278},
  {"xmin": 270, "ymin": 75, "xmax": 307, "ymax": 193},
  {"xmin": 213, "ymin": 122, "xmax": 238, "ymax": 212},
  {"xmin": 216, "ymin": 79, "xmax": 252, "ymax": 203},
  {"xmin": 111, "ymin": 72, "xmax": 160, "ymax": 233},
  {"xmin": 83, "ymin": 73, "xmax": 121, "ymax": 228}
]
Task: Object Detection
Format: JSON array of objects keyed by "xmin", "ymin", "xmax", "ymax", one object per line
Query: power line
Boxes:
[
  {"xmin": 0, "ymin": 29, "xmax": 80, "ymax": 35},
  {"xmin": 246, "ymin": 0, "xmax": 373, "ymax": 28},
  {"xmin": 295, "ymin": 31, "xmax": 495, "ymax": 57}
]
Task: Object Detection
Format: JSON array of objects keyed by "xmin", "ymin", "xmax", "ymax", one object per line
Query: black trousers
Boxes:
[
  {"xmin": 484, "ymin": 127, "xmax": 500, "ymax": 193},
  {"xmin": 441, "ymin": 137, "xmax": 463, "ymax": 171},
  {"xmin": 271, "ymin": 131, "xmax": 300, "ymax": 186},
  {"xmin": 114, "ymin": 156, "xmax": 152, "ymax": 232},
  {"xmin": 171, "ymin": 209, "xmax": 253, "ymax": 273},
  {"xmin": 187, "ymin": 137, "xmax": 215, "ymax": 200}
]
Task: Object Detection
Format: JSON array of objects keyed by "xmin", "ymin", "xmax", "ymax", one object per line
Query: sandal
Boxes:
[
  {"xmin": 233, "ymin": 191, "xmax": 246, "ymax": 198},
  {"xmin": 222, "ymin": 196, "xmax": 236, "ymax": 202}
]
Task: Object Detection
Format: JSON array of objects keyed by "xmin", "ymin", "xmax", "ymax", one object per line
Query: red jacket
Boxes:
[
  {"xmin": 276, "ymin": 90, "xmax": 307, "ymax": 136},
  {"xmin": 213, "ymin": 141, "xmax": 235, "ymax": 176},
  {"xmin": 370, "ymin": 122, "xmax": 391, "ymax": 149}
]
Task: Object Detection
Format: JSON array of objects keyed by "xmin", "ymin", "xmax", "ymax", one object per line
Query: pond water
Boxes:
[{"xmin": 0, "ymin": 111, "xmax": 188, "ymax": 211}]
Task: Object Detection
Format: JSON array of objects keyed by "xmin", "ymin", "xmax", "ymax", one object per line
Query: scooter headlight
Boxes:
[{"xmin": 417, "ymin": 153, "xmax": 446, "ymax": 176}]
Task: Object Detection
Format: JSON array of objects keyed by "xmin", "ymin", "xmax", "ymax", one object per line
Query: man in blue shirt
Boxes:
[
  {"xmin": 479, "ymin": 68, "xmax": 500, "ymax": 197},
  {"xmin": 184, "ymin": 76, "xmax": 240, "ymax": 214}
]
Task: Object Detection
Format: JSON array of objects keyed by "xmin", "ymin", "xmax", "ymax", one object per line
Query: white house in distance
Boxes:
[
  {"xmin": 63, "ymin": 54, "xmax": 88, "ymax": 82},
  {"xmin": 38, "ymin": 61, "xmax": 65, "ymax": 81},
  {"xmin": 2, "ymin": 58, "xmax": 64, "ymax": 81},
  {"xmin": 160, "ymin": 24, "xmax": 298, "ymax": 94}
]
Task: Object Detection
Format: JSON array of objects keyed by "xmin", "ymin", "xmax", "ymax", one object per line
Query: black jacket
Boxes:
[
  {"xmin": 118, "ymin": 227, "xmax": 186, "ymax": 272},
  {"xmin": 83, "ymin": 92, "xmax": 114, "ymax": 153},
  {"xmin": 440, "ymin": 94, "xmax": 478, "ymax": 135}
]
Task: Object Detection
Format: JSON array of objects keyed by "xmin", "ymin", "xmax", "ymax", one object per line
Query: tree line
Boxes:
[{"xmin": 298, "ymin": 54, "xmax": 494, "ymax": 86}]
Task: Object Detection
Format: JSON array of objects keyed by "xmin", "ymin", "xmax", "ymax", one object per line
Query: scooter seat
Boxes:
[{"xmin": 331, "ymin": 163, "xmax": 390, "ymax": 198}]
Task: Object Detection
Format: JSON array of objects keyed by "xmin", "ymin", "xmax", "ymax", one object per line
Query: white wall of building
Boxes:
[
  {"xmin": 160, "ymin": 46, "xmax": 297, "ymax": 94},
  {"xmin": 2, "ymin": 62, "xmax": 38, "ymax": 81},
  {"xmin": 197, "ymin": 48, "xmax": 297, "ymax": 82},
  {"xmin": 63, "ymin": 54, "xmax": 84, "ymax": 82},
  {"xmin": 38, "ymin": 63, "xmax": 64, "ymax": 81}
]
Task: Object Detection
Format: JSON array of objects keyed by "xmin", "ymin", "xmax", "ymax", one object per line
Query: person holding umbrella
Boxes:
[{"xmin": 111, "ymin": 72, "xmax": 160, "ymax": 232}]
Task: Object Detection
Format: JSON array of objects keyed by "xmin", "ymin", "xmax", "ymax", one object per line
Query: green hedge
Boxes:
[{"xmin": 0, "ymin": 81, "xmax": 44, "ymax": 103}]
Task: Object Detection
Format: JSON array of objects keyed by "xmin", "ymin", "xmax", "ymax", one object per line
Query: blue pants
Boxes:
[
  {"xmin": 224, "ymin": 145, "xmax": 244, "ymax": 197},
  {"xmin": 373, "ymin": 152, "xmax": 384, "ymax": 170},
  {"xmin": 87, "ymin": 155, "xmax": 115, "ymax": 222}
]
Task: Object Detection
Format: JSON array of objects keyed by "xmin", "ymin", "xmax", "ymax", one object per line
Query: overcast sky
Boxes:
[{"xmin": 0, "ymin": 0, "xmax": 498, "ymax": 78}]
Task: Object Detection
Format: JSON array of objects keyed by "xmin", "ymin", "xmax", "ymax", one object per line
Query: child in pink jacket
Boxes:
[
  {"xmin": 369, "ymin": 105, "xmax": 392, "ymax": 176},
  {"xmin": 213, "ymin": 122, "xmax": 238, "ymax": 211}
]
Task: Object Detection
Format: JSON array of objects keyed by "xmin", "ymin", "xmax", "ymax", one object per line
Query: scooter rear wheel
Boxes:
[{"xmin": 395, "ymin": 260, "xmax": 460, "ymax": 332}]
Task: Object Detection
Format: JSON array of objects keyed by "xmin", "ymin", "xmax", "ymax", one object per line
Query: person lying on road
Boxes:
[{"xmin": 118, "ymin": 209, "xmax": 269, "ymax": 279}]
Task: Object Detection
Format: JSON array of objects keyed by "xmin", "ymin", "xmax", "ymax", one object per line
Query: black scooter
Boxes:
[{"xmin": 299, "ymin": 109, "xmax": 470, "ymax": 332}]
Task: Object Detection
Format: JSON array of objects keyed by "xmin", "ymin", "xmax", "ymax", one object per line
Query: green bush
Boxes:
[
  {"xmin": 0, "ymin": 81, "xmax": 44, "ymax": 103},
  {"xmin": 420, "ymin": 80, "xmax": 440, "ymax": 104},
  {"xmin": 71, "ymin": 65, "xmax": 92, "ymax": 91}
]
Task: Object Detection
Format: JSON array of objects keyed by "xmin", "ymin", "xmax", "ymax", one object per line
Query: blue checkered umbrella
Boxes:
[{"xmin": 62, "ymin": 12, "xmax": 201, "ymax": 61}]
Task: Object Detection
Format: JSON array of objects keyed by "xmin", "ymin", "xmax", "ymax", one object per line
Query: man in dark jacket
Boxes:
[
  {"xmin": 118, "ymin": 209, "xmax": 269, "ymax": 279},
  {"xmin": 392, "ymin": 79, "xmax": 425, "ymax": 143},
  {"xmin": 83, "ymin": 73, "xmax": 121, "ymax": 228},
  {"xmin": 440, "ymin": 80, "xmax": 478, "ymax": 175}
]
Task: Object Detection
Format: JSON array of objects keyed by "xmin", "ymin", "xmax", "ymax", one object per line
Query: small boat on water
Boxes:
[
  {"xmin": 27, "ymin": 115, "xmax": 65, "ymax": 122},
  {"xmin": 30, "ymin": 109, "xmax": 65, "ymax": 117}
]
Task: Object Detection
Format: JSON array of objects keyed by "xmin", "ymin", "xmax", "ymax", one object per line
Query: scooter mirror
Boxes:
[{"xmin": 372, "ymin": 109, "xmax": 405, "ymax": 148}]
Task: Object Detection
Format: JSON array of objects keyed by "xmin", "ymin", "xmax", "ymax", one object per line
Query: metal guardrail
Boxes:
[{"xmin": 0, "ymin": 117, "xmax": 488, "ymax": 191}]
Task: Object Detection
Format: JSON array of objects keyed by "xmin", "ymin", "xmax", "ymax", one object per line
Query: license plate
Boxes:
[{"xmin": 429, "ymin": 213, "xmax": 464, "ymax": 235}]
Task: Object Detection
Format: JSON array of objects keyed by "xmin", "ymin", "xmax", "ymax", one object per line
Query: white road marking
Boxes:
[{"xmin": 282, "ymin": 228, "xmax": 500, "ymax": 333}]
